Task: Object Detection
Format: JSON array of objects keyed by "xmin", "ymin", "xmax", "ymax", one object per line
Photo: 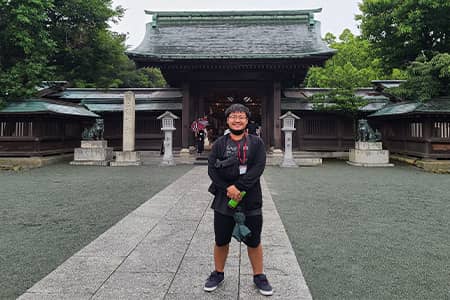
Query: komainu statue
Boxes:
[
  {"xmin": 82, "ymin": 119, "xmax": 104, "ymax": 140},
  {"xmin": 357, "ymin": 119, "xmax": 381, "ymax": 142}
]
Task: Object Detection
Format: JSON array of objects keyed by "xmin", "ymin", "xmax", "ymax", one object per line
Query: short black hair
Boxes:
[{"xmin": 225, "ymin": 104, "xmax": 251, "ymax": 118}]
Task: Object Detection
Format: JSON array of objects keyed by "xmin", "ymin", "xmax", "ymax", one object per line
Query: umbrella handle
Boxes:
[{"xmin": 228, "ymin": 191, "xmax": 246, "ymax": 209}]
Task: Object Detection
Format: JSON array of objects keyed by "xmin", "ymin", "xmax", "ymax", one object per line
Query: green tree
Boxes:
[
  {"xmin": 305, "ymin": 29, "xmax": 391, "ymax": 89},
  {"xmin": 310, "ymin": 88, "xmax": 368, "ymax": 135},
  {"xmin": 0, "ymin": 0, "xmax": 166, "ymax": 107},
  {"xmin": 0, "ymin": 0, "xmax": 55, "ymax": 107},
  {"xmin": 357, "ymin": 0, "xmax": 450, "ymax": 70},
  {"xmin": 48, "ymin": 0, "xmax": 127, "ymax": 87},
  {"xmin": 117, "ymin": 64, "xmax": 167, "ymax": 88},
  {"xmin": 389, "ymin": 52, "xmax": 450, "ymax": 101}
]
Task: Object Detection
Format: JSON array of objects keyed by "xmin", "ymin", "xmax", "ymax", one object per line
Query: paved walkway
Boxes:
[{"xmin": 18, "ymin": 167, "xmax": 311, "ymax": 300}]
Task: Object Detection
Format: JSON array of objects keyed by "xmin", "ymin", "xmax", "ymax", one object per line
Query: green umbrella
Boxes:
[{"xmin": 232, "ymin": 211, "xmax": 251, "ymax": 242}]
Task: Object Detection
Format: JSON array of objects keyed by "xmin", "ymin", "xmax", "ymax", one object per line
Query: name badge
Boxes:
[{"xmin": 239, "ymin": 165, "xmax": 247, "ymax": 175}]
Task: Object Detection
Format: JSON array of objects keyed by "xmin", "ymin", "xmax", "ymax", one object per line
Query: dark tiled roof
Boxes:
[
  {"xmin": 50, "ymin": 88, "xmax": 182, "ymax": 102},
  {"xmin": 0, "ymin": 99, "xmax": 99, "ymax": 117},
  {"xmin": 42, "ymin": 88, "xmax": 183, "ymax": 112},
  {"xmin": 369, "ymin": 97, "xmax": 450, "ymax": 117},
  {"xmin": 128, "ymin": 10, "xmax": 335, "ymax": 60},
  {"xmin": 281, "ymin": 88, "xmax": 390, "ymax": 111}
]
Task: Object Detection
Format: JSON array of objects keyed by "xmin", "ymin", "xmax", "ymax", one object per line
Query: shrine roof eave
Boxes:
[
  {"xmin": 0, "ymin": 99, "xmax": 99, "ymax": 118},
  {"xmin": 126, "ymin": 50, "xmax": 336, "ymax": 62}
]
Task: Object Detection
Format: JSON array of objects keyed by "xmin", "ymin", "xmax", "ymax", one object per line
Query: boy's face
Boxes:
[{"xmin": 227, "ymin": 112, "xmax": 248, "ymax": 132}]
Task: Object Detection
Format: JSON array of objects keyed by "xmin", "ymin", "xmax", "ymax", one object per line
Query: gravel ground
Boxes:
[
  {"xmin": 0, "ymin": 163, "xmax": 193, "ymax": 299},
  {"xmin": 264, "ymin": 160, "xmax": 450, "ymax": 300},
  {"xmin": 2, "ymin": 161, "xmax": 449, "ymax": 300}
]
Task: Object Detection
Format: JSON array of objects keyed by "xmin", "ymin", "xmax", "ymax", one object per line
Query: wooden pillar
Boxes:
[
  {"xmin": 423, "ymin": 117, "xmax": 431, "ymax": 158},
  {"xmin": 273, "ymin": 81, "xmax": 282, "ymax": 149},
  {"xmin": 181, "ymin": 82, "xmax": 190, "ymax": 149},
  {"xmin": 261, "ymin": 94, "xmax": 269, "ymax": 148},
  {"xmin": 198, "ymin": 94, "xmax": 205, "ymax": 117},
  {"xmin": 337, "ymin": 117, "xmax": 342, "ymax": 150}
]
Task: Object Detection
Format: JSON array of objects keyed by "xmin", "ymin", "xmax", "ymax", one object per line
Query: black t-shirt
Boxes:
[
  {"xmin": 208, "ymin": 134, "xmax": 265, "ymax": 216},
  {"xmin": 225, "ymin": 136, "xmax": 247, "ymax": 164}
]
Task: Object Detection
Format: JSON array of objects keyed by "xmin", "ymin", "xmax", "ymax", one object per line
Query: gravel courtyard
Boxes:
[
  {"xmin": 265, "ymin": 160, "xmax": 450, "ymax": 299},
  {"xmin": 0, "ymin": 164, "xmax": 193, "ymax": 299}
]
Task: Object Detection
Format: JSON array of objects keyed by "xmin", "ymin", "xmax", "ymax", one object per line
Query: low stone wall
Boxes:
[
  {"xmin": 390, "ymin": 154, "xmax": 450, "ymax": 174},
  {"xmin": 0, "ymin": 154, "xmax": 73, "ymax": 170}
]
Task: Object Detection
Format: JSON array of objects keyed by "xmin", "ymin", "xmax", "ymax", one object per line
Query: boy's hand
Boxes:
[{"xmin": 227, "ymin": 185, "xmax": 241, "ymax": 200}]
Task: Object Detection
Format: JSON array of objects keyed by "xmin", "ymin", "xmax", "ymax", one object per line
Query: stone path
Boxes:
[{"xmin": 18, "ymin": 167, "xmax": 311, "ymax": 299}]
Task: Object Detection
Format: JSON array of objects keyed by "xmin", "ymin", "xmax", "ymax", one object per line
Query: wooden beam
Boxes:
[
  {"xmin": 181, "ymin": 83, "xmax": 190, "ymax": 148},
  {"xmin": 273, "ymin": 81, "xmax": 281, "ymax": 148}
]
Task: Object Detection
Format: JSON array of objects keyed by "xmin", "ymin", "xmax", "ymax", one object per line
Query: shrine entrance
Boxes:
[{"xmin": 190, "ymin": 83, "xmax": 268, "ymax": 146}]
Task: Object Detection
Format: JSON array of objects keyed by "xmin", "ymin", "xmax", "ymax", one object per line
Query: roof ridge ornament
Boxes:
[
  {"xmin": 151, "ymin": 13, "xmax": 158, "ymax": 28},
  {"xmin": 145, "ymin": 9, "xmax": 322, "ymax": 27}
]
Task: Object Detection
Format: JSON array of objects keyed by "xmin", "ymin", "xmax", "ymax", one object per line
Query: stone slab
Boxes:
[
  {"xmin": 346, "ymin": 161, "xmax": 394, "ymax": 167},
  {"xmin": 18, "ymin": 256, "xmax": 124, "ymax": 299},
  {"xmin": 354, "ymin": 141, "xmax": 382, "ymax": 150},
  {"xmin": 80, "ymin": 140, "xmax": 108, "ymax": 148},
  {"xmin": 73, "ymin": 147, "xmax": 113, "ymax": 161},
  {"xmin": 349, "ymin": 148, "xmax": 390, "ymax": 164},
  {"xmin": 110, "ymin": 151, "xmax": 141, "ymax": 166},
  {"xmin": 114, "ymin": 150, "xmax": 140, "ymax": 162},
  {"xmin": 70, "ymin": 160, "xmax": 110, "ymax": 166},
  {"xmin": 92, "ymin": 272, "xmax": 173, "ymax": 300},
  {"xmin": 18, "ymin": 292, "xmax": 91, "ymax": 300},
  {"xmin": 109, "ymin": 161, "xmax": 142, "ymax": 166},
  {"xmin": 295, "ymin": 158, "xmax": 322, "ymax": 166},
  {"xmin": 280, "ymin": 158, "xmax": 298, "ymax": 168}
]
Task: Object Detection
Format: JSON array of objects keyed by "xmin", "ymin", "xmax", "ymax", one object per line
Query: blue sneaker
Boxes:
[
  {"xmin": 204, "ymin": 271, "xmax": 224, "ymax": 292},
  {"xmin": 253, "ymin": 274, "xmax": 273, "ymax": 296}
]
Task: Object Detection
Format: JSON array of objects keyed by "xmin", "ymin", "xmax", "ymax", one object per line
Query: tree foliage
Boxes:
[
  {"xmin": 48, "ymin": 0, "xmax": 126, "ymax": 87},
  {"xmin": 357, "ymin": 0, "xmax": 450, "ymax": 70},
  {"xmin": 0, "ymin": 0, "xmax": 166, "ymax": 106},
  {"xmin": 305, "ymin": 29, "xmax": 396, "ymax": 89},
  {"xmin": 310, "ymin": 88, "xmax": 368, "ymax": 119},
  {"xmin": 0, "ymin": 0, "xmax": 55, "ymax": 106},
  {"xmin": 389, "ymin": 52, "xmax": 450, "ymax": 101}
]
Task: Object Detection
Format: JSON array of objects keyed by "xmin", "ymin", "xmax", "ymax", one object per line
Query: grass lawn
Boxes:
[
  {"xmin": 0, "ymin": 163, "xmax": 193, "ymax": 299},
  {"xmin": 265, "ymin": 160, "xmax": 450, "ymax": 299}
]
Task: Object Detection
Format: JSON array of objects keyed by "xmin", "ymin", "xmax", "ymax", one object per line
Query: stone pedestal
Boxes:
[
  {"xmin": 160, "ymin": 129, "xmax": 176, "ymax": 166},
  {"xmin": 280, "ymin": 130, "xmax": 298, "ymax": 168},
  {"xmin": 157, "ymin": 111, "xmax": 179, "ymax": 167},
  {"xmin": 110, "ymin": 151, "xmax": 141, "ymax": 166},
  {"xmin": 70, "ymin": 140, "xmax": 113, "ymax": 166},
  {"xmin": 347, "ymin": 142, "xmax": 394, "ymax": 167}
]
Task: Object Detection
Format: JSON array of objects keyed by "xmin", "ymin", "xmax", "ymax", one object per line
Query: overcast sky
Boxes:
[{"xmin": 110, "ymin": 0, "xmax": 362, "ymax": 49}]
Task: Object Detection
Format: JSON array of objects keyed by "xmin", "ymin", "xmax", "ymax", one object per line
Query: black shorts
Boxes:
[{"xmin": 214, "ymin": 211, "xmax": 262, "ymax": 248}]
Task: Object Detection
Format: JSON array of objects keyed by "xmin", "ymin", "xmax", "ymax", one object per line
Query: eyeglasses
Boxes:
[{"xmin": 228, "ymin": 115, "xmax": 247, "ymax": 121}]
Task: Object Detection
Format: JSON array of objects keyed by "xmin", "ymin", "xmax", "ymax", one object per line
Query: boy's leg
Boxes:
[
  {"xmin": 205, "ymin": 211, "xmax": 234, "ymax": 292},
  {"xmin": 244, "ymin": 214, "xmax": 264, "ymax": 274},
  {"xmin": 214, "ymin": 244, "xmax": 229, "ymax": 272},
  {"xmin": 213, "ymin": 211, "xmax": 235, "ymax": 271},
  {"xmin": 247, "ymin": 243, "xmax": 264, "ymax": 275}
]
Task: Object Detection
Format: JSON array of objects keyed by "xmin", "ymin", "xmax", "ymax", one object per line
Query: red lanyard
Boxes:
[{"xmin": 236, "ymin": 139, "xmax": 247, "ymax": 165}]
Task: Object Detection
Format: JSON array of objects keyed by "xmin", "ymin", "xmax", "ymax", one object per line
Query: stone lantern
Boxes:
[
  {"xmin": 157, "ymin": 111, "xmax": 179, "ymax": 166},
  {"xmin": 279, "ymin": 111, "xmax": 300, "ymax": 167}
]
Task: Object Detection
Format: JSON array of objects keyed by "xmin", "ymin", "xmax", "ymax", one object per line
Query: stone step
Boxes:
[{"xmin": 292, "ymin": 151, "xmax": 349, "ymax": 158}]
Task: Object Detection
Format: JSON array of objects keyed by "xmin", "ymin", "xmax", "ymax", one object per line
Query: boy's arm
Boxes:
[
  {"xmin": 234, "ymin": 138, "xmax": 266, "ymax": 192},
  {"xmin": 207, "ymin": 140, "xmax": 230, "ymax": 192}
]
